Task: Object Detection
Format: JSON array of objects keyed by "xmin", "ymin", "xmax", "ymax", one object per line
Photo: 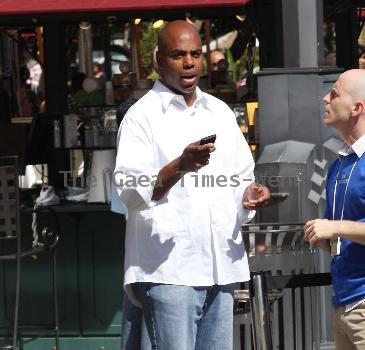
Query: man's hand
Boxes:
[
  {"xmin": 179, "ymin": 141, "xmax": 216, "ymax": 172},
  {"xmin": 304, "ymin": 219, "xmax": 337, "ymax": 250},
  {"xmin": 242, "ymin": 183, "xmax": 271, "ymax": 209},
  {"xmin": 152, "ymin": 140, "xmax": 215, "ymax": 201}
]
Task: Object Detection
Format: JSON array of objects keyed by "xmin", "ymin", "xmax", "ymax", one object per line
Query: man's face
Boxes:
[
  {"xmin": 322, "ymin": 75, "xmax": 354, "ymax": 129},
  {"xmin": 210, "ymin": 51, "xmax": 225, "ymax": 71},
  {"xmin": 157, "ymin": 26, "xmax": 203, "ymax": 98}
]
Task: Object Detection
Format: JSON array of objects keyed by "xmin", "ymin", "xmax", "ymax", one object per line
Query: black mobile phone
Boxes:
[{"xmin": 200, "ymin": 134, "xmax": 216, "ymax": 145}]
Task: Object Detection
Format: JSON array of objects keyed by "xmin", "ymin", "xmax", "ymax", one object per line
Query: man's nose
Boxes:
[
  {"xmin": 183, "ymin": 54, "xmax": 194, "ymax": 67},
  {"xmin": 323, "ymin": 93, "xmax": 330, "ymax": 104}
]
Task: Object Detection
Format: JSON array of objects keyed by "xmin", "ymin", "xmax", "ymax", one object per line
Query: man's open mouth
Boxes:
[{"xmin": 181, "ymin": 74, "xmax": 197, "ymax": 84}]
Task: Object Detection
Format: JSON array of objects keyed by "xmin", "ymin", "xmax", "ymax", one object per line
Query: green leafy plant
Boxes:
[{"xmin": 140, "ymin": 23, "xmax": 160, "ymax": 78}]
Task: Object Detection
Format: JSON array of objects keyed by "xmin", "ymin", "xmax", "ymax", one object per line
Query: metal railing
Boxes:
[{"xmin": 234, "ymin": 223, "xmax": 332, "ymax": 350}]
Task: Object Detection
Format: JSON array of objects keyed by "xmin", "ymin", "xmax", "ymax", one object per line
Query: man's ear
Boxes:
[
  {"xmin": 156, "ymin": 51, "xmax": 163, "ymax": 71},
  {"xmin": 353, "ymin": 101, "xmax": 365, "ymax": 116}
]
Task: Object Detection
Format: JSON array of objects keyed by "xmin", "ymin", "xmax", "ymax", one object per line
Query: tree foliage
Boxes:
[{"xmin": 140, "ymin": 23, "xmax": 160, "ymax": 77}]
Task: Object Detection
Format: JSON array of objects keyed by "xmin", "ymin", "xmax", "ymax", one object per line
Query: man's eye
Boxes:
[
  {"xmin": 192, "ymin": 52, "xmax": 201, "ymax": 58},
  {"xmin": 330, "ymin": 90, "xmax": 337, "ymax": 99},
  {"xmin": 171, "ymin": 53, "xmax": 183, "ymax": 59}
]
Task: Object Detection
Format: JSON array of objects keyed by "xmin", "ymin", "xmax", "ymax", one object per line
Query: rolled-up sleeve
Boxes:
[{"xmin": 114, "ymin": 111, "xmax": 159, "ymax": 210}]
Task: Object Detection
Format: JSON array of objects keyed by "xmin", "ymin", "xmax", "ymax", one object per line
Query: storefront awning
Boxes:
[{"xmin": 0, "ymin": 0, "xmax": 251, "ymax": 15}]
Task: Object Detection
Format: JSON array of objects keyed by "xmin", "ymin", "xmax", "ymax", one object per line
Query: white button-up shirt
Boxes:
[{"xmin": 114, "ymin": 80, "xmax": 255, "ymax": 292}]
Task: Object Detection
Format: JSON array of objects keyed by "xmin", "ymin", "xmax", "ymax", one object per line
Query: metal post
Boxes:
[
  {"xmin": 78, "ymin": 22, "xmax": 93, "ymax": 77},
  {"xmin": 52, "ymin": 248, "xmax": 60, "ymax": 350},
  {"xmin": 249, "ymin": 271, "xmax": 272, "ymax": 350},
  {"xmin": 281, "ymin": 0, "xmax": 324, "ymax": 68}
]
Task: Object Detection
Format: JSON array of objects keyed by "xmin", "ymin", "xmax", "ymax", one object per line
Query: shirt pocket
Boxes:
[{"xmin": 151, "ymin": 203, "xmax": 191, "ymax": 240}]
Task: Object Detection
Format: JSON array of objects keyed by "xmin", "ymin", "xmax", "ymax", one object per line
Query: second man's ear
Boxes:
[{"xmin": 353, "ymin": 101, "xmax": 364, "ymax": 115}]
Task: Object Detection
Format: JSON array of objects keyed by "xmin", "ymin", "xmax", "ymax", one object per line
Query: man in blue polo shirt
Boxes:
[{"xmin": 304, "ymin": 69, "xmax": 365, "ymax": 349}]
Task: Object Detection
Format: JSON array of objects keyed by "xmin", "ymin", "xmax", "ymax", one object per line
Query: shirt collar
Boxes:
[
  {"xmin": 338, "ymin": 134, "xmax": 365, "ymax": 158},
  {"xmin": 153, "ymin": 79, "xmax": 212, "ymax": 112}
]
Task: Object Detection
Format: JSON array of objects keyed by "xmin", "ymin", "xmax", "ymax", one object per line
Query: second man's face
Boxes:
[
  {"xmin": 157, "ymin": 28, "xmax": 203, "ymax": 97},
  {"xmin": 322, "ymin": 77, "xmax": 354, "ymax": 128}
]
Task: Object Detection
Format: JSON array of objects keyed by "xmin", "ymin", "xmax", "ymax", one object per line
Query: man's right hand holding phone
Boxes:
[
  {"xmin": 179, "ymin": 135, "xmax": 216, "ymax": 172},
  {"xmin": 152, "ymin": 135, "xmax": 216, "ymax": 200}
]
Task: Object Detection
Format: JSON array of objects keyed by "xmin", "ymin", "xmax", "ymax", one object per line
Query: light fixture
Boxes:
[
  {"xmin": 79, "ymin": 21, "xmax": 92, "ymax": 30},
  {"xmin": 185, "ymin": 12, "xmax": 194, "ymax": 24},
  {"xmin": 152, "ymin": 20, "xmax": 164, "ymax": 29},
  {"xmin": 185, "ymin": 12, "xmax": 202, "ymax": 30},
  {"xmin": 235, "ymin": 15, "xmax": 246, "ymax": 22},
  {"xmin": 186, "ymin": 16, "xmax": 195, "ymax": 25},
  {"xmin": 134, "ymin": 18, "xmax": 142, "ymax": 25}
]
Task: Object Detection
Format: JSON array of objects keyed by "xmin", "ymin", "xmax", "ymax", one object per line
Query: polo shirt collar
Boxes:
[{"xmin": 339, "ymin": 134, "xmax": 365, "ymax": 158}]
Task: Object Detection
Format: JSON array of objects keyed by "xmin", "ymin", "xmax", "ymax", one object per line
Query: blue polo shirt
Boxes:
[{"xmin": 325, "ymin": 138, "xmax": 365, "ymax": 307}]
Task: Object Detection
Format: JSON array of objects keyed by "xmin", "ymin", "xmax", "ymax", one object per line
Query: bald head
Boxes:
[
  {"xmin": 157, "ymin": 20, "xmax": 201, "ymax": 53},
  {"xmin": 155, "ymin": 20, "xmax": 203, "ymax": 106},
  {"xmin": 339, "ymin": 69, "xmax": 365, "ymax": 102},
  {"xmin": 323, "ymin": 69, "xmax": 365, "ymax": 140}
]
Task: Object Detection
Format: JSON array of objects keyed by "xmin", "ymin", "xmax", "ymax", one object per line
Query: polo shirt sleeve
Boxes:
[{"xmin": 114, "ymin": 110, "xmax": 159, "ymax": 209}]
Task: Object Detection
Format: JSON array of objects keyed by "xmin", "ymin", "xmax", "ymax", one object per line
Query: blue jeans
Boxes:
[
  {"xmin": 121, "ymin": 294, "xmax": 151, "ymax": 350},
  {"xmin": 133, "ymin": 283, "xmax": 235, "ymax": 350}
]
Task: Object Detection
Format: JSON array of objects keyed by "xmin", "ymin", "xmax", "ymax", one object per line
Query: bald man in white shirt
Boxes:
[{"xmin": 114, "ymin": 20, "xmax": 270, "ymax": 350}]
